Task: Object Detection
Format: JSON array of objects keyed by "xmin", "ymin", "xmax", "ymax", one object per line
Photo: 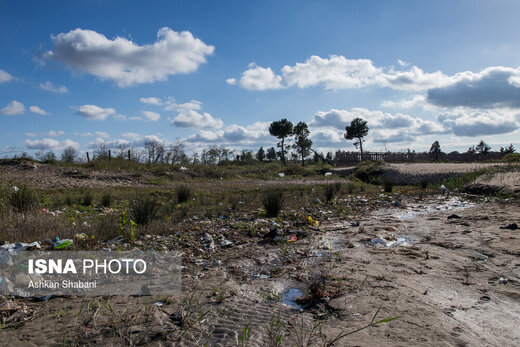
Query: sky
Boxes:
[{"xmin": 1, "ymin": 0, "xmax": 520, "ymax": 159}]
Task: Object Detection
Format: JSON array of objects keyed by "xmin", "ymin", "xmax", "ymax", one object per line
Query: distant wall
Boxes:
[{"xmin": 334, "ymin": 151, "xmax": 506, "ymax": 166}]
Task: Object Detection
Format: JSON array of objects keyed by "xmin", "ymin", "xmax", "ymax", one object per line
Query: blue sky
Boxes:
[{"xmin": 1, "ymin": 0, "xmax": 520, "ymax": 158}]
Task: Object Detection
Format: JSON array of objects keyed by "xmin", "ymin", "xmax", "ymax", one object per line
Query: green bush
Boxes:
[
  {"xmin": 175, "ymin": 185, "xmax": 192, "ymax": 203},
  {"xmin": 261, "ymin": 190, "xmax": 284, "ymax": 217},
  {"xmin": 324, "ymin": 184, "xmax": 336, "ymax": 202},
  {"xmin": 81, "ymin": 191, "xmax": 93, "ymax": 206},
  {"xmin": 353, "ymin": 161, "xmax": 383, "ymax": 184},
  {"xmin": 382, "ymin": 180, "xmax": 394, "ymax": 193},
  {"xmin": 502, "ymin": 153, "xmax": 520, "ymax": 162},
  {"xmin": 8, "ymin": 186, "xmax": 38, "ymax": 213},
  {"xmin": 129, "ymin": 194, "xmax": 159, "ymax": 225},
  {"xmin": 101, "ymin": 192, "xmax": 112, "ymax": 207}
]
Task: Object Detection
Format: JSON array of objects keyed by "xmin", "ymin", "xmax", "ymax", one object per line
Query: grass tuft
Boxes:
[
  {"xmin": 175, "ymin": 185, "xmax": 192, "ymax": 203},
  {"xmin": 262, "ymin": 190, "xmax": 284, "ymax": 217},
  {"xmin": 129, "ymin": 194, "xmax": 159, "ymax": 225}
]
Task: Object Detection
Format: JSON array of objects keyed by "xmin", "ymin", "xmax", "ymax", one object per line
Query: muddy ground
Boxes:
[{"xmin": 1, "ymin": 163, "xmax": 519, "ymax": 346}]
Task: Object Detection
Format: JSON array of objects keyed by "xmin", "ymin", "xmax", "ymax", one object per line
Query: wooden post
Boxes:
[
  {"xmin": 86, "ymin": 152, "xmax": 90, "ymax": 163},
  {"xmin": 128, "ymin": 149, "xmax": 131, "ymax": 161},
  {"xmin": 108, "ymin": 150, "xmax": 111, "ymax": 161}
]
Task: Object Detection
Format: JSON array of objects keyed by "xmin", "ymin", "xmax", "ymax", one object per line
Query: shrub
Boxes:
[
  {"xmin": 81, "ymin": 191, "xmax": 93, "ymax": 206},
  {"xmin": 324, "ymin": 184, "xmax": 336, "ymax": 202},
  {"xmin": 175, "ymin": 185, "xmax": 192, "ymax": 203},
  {"xmin": 8, "ymin": 186, "xmax": 38, "ymax": 213},
  {"xmin": 420, "ymin": 180, "xmax": 428, "ymax": 189},
  {"xmin": 262, "ymin": 190, "xmax": 284, "ymax": 217},
  {"xmin": 101, "ymin": 192, "xmax": 112, "ymax": 207},
  {"xmin": 353, "ymin": 161, "xmax": 383, "ymax": 184},
  {"xmin": 64, "ymin": 195, "xmax": 74, "ymax": 206},
  {"xmin": 129, "ymin": 194, "xmax": 159, "ymax": 225},
  {"xmin": 382, "ymin": 180, "xmax": 394, "ymax": 193},
  {"xmin": 502, "ymin": 153, "xmax": 520, "ymax": 162}
]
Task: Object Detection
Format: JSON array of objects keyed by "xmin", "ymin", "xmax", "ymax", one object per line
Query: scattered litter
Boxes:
[
  {"xmin": 314, "ymin": 198, "xmax": 322, "ymax": 204},
  {"xmin": 370, "ymin": 236, "xmax": 412, "ymax": 247},
  {"xmin": 108, "ymin": 236, "xmax": 124, "ymax": 245},
  {"xmin": 393, "ymin": 200, "xmax": 401, "ymax": 207},
  {"xmin": 472, "ymin": 252, "xmax": 488, "ymax": 261},
  {"xmin": 202, "ymin": 233, "xmax": 215, "ymax": 252},
  {"xmin": 307, "ymin": 216, "xmax": 319, "ymax": 227},
  {"xmin": 155, "ymin": 302, "xmax": 164, "ymax": 307},
  {"xmin": 278, "ymin": 173, "xmax": 285, "ymax": 177},
  {"xmin": 447, "ymin": 214, "xmax": 462, "ymax": 219},
  {"xmin": 324, "ymin": 172, "xmax": 332, "ymax": 176},
  {"xmin": 220, "ymin": 240, "xmax": 233, "ymax": 247},
  {"xmin": 282, "ymin": 288, "xmax": 304, "ymax": 310},
  {"xmin": 75, "ymin": 233, "xmax": 88, "ymax": 241},
  {"xmin": 286, "ymin": 234, "xmax": 297, "ymax": 242},
  {"xmin": 0, "ymin": 242, "xmax": 40, "ymax": 255},
  {"xmin": 179, "ymin": 166, "xmax": 188, "ymax": 171},
  {"xmin": 440, "ymin": 184, "xmax": 448, "ymax": 191},
  {"xmin": 350, "ymin": 221, "xmax": 359, "ymax": 227},
  {"xmin": 498, "ymin": 277, "xmax": 508, "ymax": 284},
  {"xmin": 500, "ymin": 223, "xmax": 518, "ymax": 230},
  {"xmin": 12, "ymin": 186, "xmax": 19, "ymax": 192},
  {"xmin": 54, "ymin": 239, "xmax": 73, "ymax": 250}
]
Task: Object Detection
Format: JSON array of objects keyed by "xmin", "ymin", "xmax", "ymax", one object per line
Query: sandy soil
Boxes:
[{"xmin": 1, "ymin": 193, "xmax": 519, "ymax": 346}]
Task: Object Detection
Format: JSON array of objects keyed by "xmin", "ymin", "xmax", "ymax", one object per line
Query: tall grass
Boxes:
[
  {"xmin": 262, "ymin": 190, "xmax": 284, "ymax": 217},
  {"xmin": 175, "ymin": 185, "xmax": 192, "ymax": 203},
  {"xmin": 129, "ymin": 194, "xmax": 159, "ymax": 225},
  {"xmin": 8, "ymin": 186, "xmax": 38, "ymax": 213}
]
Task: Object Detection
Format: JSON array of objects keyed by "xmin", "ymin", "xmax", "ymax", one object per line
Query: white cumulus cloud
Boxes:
[
  {"xmin": 77, "ymin": 105, "xmax": 116, "ymax": 120},
  {"xmin": 25, "ymin": 138, "xmax": 79, "ymax": 151},
  {"xmin": 140, "ymin": 97, "xmax": 163, "ymax": 105},
  {"xmin": 30, "ymin": 105, "xmax": 50, "ymax": 115},
  {"xmin": 39, "ymin": 81, "xmax": 69, "ymax": 94},
  {"xmin": 227, "ymin": 63, "xmax": 283, "ymax": 91},
  {"xmin": 1, "ymin": 100, "xmax": 25, "ymax": 115},
  {"xmin": 0, "ymin": 69, "xmax": 13, "ymax": 83},
  {"xmin": 45, "ymin": 27, "xmax": 214, "ymax": 87},
  {"xmin": 142, "ymin": 111, "xmax": 161, "ymax": 121}
]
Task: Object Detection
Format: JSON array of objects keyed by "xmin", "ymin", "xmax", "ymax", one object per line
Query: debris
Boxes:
[
  {"xmin": 307, "ymin": 216, "xmax": 319, "ymax": 227},
  {"xmin": 12, "ymin": 186, "xmax": 19, "ymax": 192},
  {"xmin": 350, "ymin": 221, "xmax": 359, "ymax": 227},
  {"xmin": 0, "ymin": 242, "xmax": 41, "ymax": 255},
  {"xmin": 324, "ymin": 172, "xmax": 332, "ymax": 176},
  {"xmin": 447, "ymin": 214, "xmax": 462, "ymax": 219},
  {"xmin": 278, "ymin": 173, "xmax": 285, "ymax": 177},
  {"xmin": 282, "ymin": 288, "xmax": 303, "ymax": 310},
  {"xmin": 500, "ymin": 223, "xmax": 518, "ymax": 230},
  {"xmin": 179, "ymin": 166, "xmax": 189, "ymax": 171},
  {"xmin": 472, "ymin": 252, "xmax": 488, "ymax": 261},
  {"xmin": 202, "ymin": 233, "xmax": 215, "ymax": 252},
  {"xmin": 75, "ymin": 233, "xmax": 88, "ymax": 241},
  {"xmin": 220, "ymin": 240, "xmax": 233, "ymax": 247},
  {"xmin": 286, "ymin": 234, "xmax": 297, "ymax": 242},
  {"xmin": 498, "ymin": 277, "xmax": 508, "ymax": 284},
  {"xmin": 440, "ymin": 184, "xmax": 448, "ymax": 191},
  {"xmin": 54, "ymin": 239, "xmax": 73, "ymax": 250},
  {"xmin": 370, "ymin": 236, "xmax": 412, "ymax": 247},
  {"xmin": 314, "ymin": 197, "xmax": 322, "ymax": 204},
  {"xmin": 108, "ymin": 235, "xmax": 124, "ymax": 245},
  {"xmin": 393, "ymin": 200, "xmax": 401, "ymax": 207},
  {"xmin": 155, "ymin": 302, "xmax": 164, "ymax": 307}
]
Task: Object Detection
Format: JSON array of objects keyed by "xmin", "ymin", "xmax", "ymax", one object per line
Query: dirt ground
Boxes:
[
  {"xmin": 1, "ymin": 193, "xmax": 519, "ymax": 346},
  {"xmin": 1, "ymin": 162, "xmax": 519, "ymax": 346}
]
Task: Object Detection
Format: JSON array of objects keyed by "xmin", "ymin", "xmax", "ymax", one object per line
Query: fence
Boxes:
[{"xmin": 334, "ymin": 151, "xmax": 506, "ymax": 166}]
